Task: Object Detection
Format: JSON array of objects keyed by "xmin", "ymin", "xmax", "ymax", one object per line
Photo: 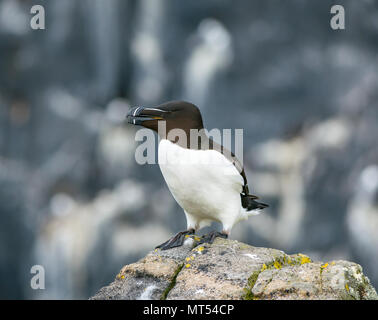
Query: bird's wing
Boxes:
[{"xmin": 208, "ymin": 137, "xmax": 257, "ymax": 198}]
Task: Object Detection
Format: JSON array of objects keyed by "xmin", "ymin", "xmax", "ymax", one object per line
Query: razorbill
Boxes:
[{"xmin": 127, "ymin": 101, "xmax": 268, "ymax": 250}]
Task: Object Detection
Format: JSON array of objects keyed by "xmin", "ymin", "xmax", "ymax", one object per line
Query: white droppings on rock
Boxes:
[
  {"xmin": 183, "ymin": 237, "xmax": 194, "ymax": 246},
  {"xmin": 137, "ymin": 285, "xmax": 157, "ymax": 300},
  {"xmin": 243, "ymin": 253, "xmax": 259, "ymax": 260}
]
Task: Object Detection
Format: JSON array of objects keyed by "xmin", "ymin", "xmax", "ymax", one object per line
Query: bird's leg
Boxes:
[
  {"xmin": 198, "ymin": 230, "xmax": 228, "ymax": 245},
  {"xmin": 155, "ymin": 228, "xmax": 195, "ymax": 250}
]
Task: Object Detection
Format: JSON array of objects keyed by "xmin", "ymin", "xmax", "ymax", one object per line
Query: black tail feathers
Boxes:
[{"xmin": 241, "ymin": 194, "xmax": 269, "ymax": 211}]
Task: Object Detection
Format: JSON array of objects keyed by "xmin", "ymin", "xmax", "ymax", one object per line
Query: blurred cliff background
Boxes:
[{"xmin": 0, "ymin": 0, "xmax": 377, "ymax": 299}]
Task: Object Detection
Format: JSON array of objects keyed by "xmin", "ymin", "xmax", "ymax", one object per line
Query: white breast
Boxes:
[{"xmin": 158, "ymin": 139, "xmax": 245, "ymax": 229}]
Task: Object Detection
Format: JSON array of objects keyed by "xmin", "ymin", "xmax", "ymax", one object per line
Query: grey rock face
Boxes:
[{"xmin": 91, "ymin": 238, "xmax": 378, "ymax": 300}]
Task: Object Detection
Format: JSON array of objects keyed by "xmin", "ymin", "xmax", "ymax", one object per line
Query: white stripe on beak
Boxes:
[{"xmin": 133, "ymin": 106, "xmax": 142, "ymax": 117}]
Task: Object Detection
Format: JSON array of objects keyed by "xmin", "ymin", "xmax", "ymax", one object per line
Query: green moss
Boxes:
[
  {"xmin": 160, "ymin": 263, "xmax": 184, "ymax": 300},
  {"xmin": 243, "ymin": 288, "xmax": 259, "ymax": 300},
  {"xmin": 319, "ymin": 265, "xmax": 324, "ymax": 292},
  {"xmin": 243, "ymin": 270, "xmax": 262, "ymax": 300},
  {"xmin": 248, "ymin": 270, "xmax": 260, "ymax": 287}
]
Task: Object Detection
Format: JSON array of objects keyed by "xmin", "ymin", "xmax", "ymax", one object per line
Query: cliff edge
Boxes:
[{"xmin": 91, "ymin": 238, "xmax": 378, "ymax": 300}]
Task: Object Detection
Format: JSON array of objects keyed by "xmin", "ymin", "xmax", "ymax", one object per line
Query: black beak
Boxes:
[{"xmin": 126, "ymin": 106, "xmax": 168, "ymax": 125}]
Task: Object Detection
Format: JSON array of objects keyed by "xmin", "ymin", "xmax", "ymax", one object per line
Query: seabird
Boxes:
[{"xmin": 127, "ymin": 101, "xmax": 268, "ymax": 250}]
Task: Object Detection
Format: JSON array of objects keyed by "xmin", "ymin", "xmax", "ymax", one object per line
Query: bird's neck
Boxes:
[{"xmin": 158, "ymin": 127, "xmax": 208, "ymax": 150}]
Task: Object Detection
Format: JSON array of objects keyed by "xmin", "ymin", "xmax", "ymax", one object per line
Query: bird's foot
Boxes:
[
  {"xmin": 155, "ymin": 229, "xmax": 195, "ymax": 250},
  {"xmin": 198, "ymin": 231, "xmax": 228, "ymax": 245}
]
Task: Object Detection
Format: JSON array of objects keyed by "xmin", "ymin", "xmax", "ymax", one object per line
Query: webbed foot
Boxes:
[
  {"xmin": 197, "ymin": 230, "xmax": 228, "ymax": 245},
  {"xmin": 155, "ymin": 229, "xmax": 195, "ymax": 250}
]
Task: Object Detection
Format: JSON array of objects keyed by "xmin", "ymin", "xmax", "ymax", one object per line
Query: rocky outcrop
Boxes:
[{"xmin": 91, "ymin": 238, "xmax": 378, "ymax": 300}]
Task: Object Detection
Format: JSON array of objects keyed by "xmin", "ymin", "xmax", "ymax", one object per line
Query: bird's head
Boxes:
[{"xmin": 126, "ymin": 101, "xmax": 204, "ymax": 136}]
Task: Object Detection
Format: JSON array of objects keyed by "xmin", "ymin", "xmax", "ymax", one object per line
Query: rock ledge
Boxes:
[{"xmin": 91, "ymin": 238, "xmax": 378, "ymax": 300}]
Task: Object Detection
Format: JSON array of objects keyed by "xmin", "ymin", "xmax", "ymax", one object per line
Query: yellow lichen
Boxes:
[
  {"xmin": 274, "ymin": 261, "xmax": 282, "ymax": 269},
  {"xmin": 185, "ymin": 264, "xmax": 191, "ymax": 268},
  {"xmin": 261, "ymin": 263, "xmax": 267, "ymax": 271},
  {"xmin": 298, "ymin": 253, "xmax": 311, "ymax": 264},
  {"xmin": 321, "ymin": 263, "xmax": 329, "ymax": 269},
  {"xmin": 121, "ymin": 275, "xmax": 125, "ymax": 279},
  {"xmin": 194, "ymin": 236, "xmax": 201, "ymax": 241},
  {"xmin": 345, "ymin": 283, "xmax": 349, "ymax": 292},
  {"xmin": 301, "ymin": 257, "xmax": 311, "ymax": 264}
]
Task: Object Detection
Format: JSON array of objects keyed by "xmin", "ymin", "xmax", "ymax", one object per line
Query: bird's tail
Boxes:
[{"xmin": 241, "ymin": 194, "xmax": 269, "ymax": 212}]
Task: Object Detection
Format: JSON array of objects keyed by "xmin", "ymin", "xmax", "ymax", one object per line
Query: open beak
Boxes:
[{"xmin": 126, "ymin": 106, "xmax": 168, "ymax": 125}]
